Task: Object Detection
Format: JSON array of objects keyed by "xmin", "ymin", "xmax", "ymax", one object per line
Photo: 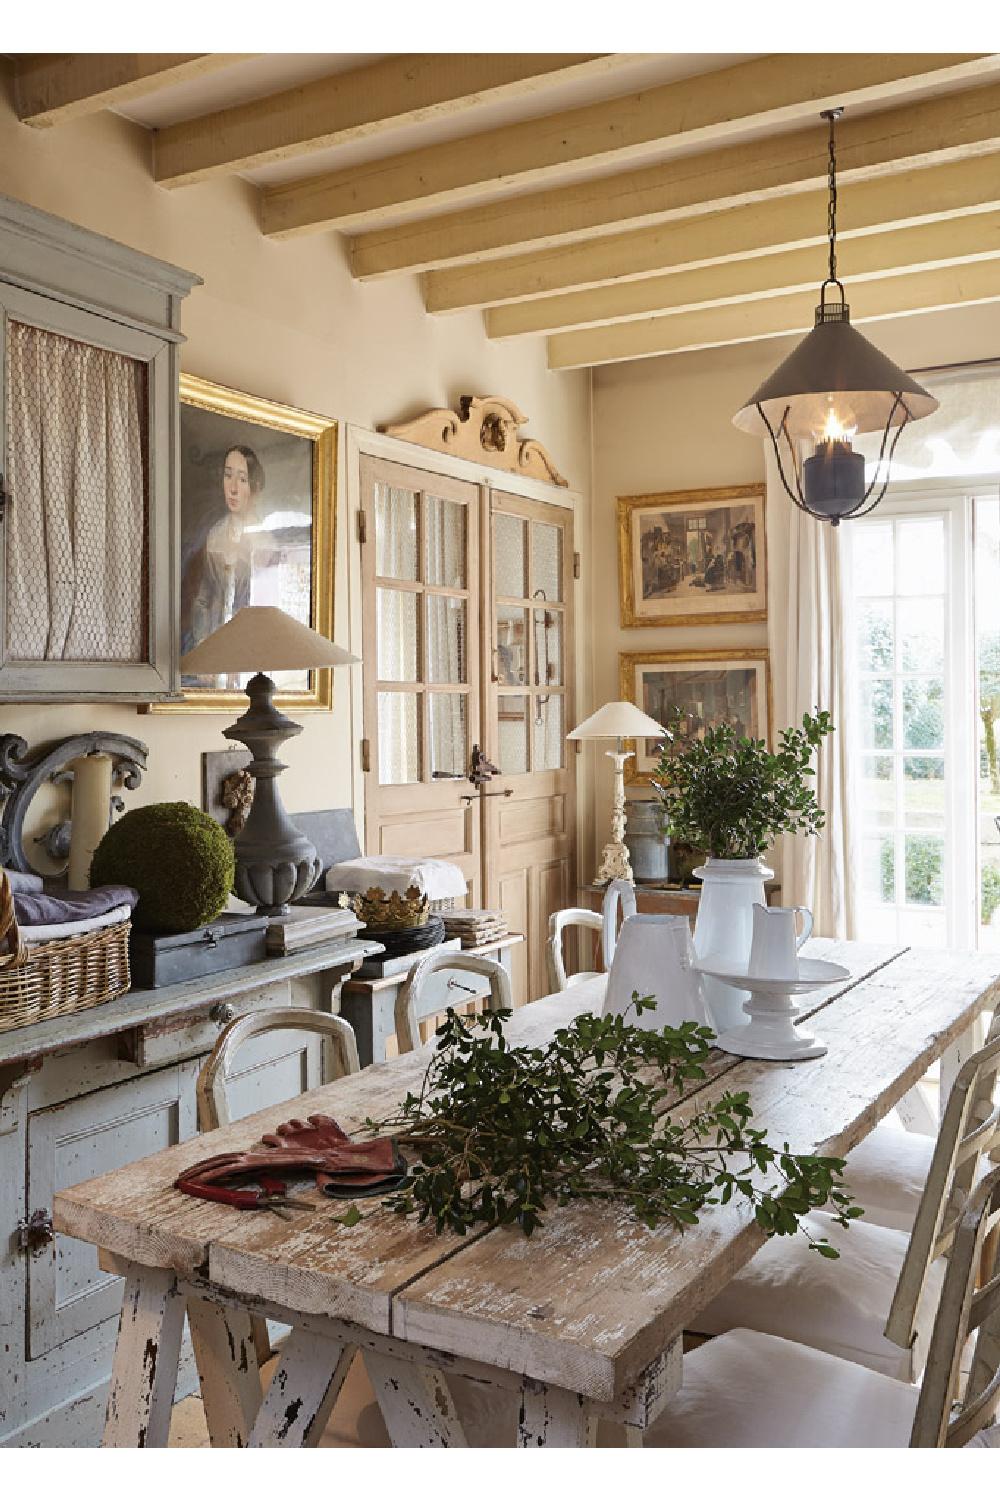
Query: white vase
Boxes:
[
  {"xmin": 692, "ymin": 856, "xmax": 774, "ymax": 1035},
  {"xmin": 602, "ymin": 914, "xmax": 709, "ymax": 1031}
]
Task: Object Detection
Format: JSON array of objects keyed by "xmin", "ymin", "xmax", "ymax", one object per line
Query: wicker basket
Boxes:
[{"xmin": 0, "ymin": 871, "xmax": 132, "ymax": 1035}]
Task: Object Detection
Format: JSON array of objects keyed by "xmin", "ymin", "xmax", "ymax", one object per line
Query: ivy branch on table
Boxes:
[{"xmin": 365, "ymin": 1000, "xmax": 861, "ymax": 1253}]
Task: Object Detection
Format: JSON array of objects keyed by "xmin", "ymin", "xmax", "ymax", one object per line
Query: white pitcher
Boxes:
[
  {"xmin": 602, "ymin": 913, "xmax": 709, "ymax": 1031},
  {"xmin": 601, "ymin": 878, "xmax": 637, "ymax": 970},
  {"xmin": 747, "ymin": 903, "xmax": 814, "ymax": 980}
]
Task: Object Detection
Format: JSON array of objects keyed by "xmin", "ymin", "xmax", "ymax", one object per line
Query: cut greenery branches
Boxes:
[
  {"xmin": 366, "ymin": 1000, "xmax": 859, "ymax": 1253},
  {"xmin": 651, "ymin": 708, "xmax": 835, "ymax": 860}
]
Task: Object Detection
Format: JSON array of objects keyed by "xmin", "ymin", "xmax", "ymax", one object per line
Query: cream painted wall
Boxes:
[
  {"xmin": 588, "ymin": 299, "xmax": 1000, "ymax": 877},
  {"xmin": 0, "ymin": 78, "xmax": 591, "ymax": 862}
]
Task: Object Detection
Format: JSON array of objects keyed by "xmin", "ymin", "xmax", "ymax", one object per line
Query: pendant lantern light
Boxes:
[{"xmin": 733, "ymin": 108, "xmax": 939, "ymax": 524}]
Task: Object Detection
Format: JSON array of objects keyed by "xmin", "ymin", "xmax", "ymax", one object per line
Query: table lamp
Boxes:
[
  {"xmin": 568, "ymin": 700, "xmax": 667, "ymax": 884},
  {"xmin": 180, "ymin": 606, "xmax": 359, "ymax": 916}
]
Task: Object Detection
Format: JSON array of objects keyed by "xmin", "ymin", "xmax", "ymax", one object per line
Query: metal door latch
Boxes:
[{"xmin": 16, "ymin": 1210, "xmax": 54, "ymax": 1256}]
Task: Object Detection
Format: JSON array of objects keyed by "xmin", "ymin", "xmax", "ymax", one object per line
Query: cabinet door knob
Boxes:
[
  {"xmin": 210, "ymin": 1002, "xmax": 236, "ymax": 1027},
  {"xmin": 16, "ymin": 1209, "xmax": 54, "ymax": 1256}
]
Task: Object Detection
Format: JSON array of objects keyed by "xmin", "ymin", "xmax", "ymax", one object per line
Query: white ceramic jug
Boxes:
[
  {"xmin": 692, "ymin": 856, "xmax": 773, "ymax": 1034},
  {"xmin": 602, "ymin": 913, "xmax": 709, "ymax": 1031},
  {"xmin": 747, "ymin": 903, "xmax": 814, "ymax": 979},
  {"xmin": 601, "ymin": 878, "xmax": 637, "ymax": 970}
]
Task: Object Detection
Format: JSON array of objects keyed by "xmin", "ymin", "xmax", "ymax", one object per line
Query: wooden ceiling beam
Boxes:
[
  {"xmin": 263, "ymin": 54, "xmax": 996, "ymax": 239},
  {"xmin": 350, "ymin": 75, "xmax": 1000, "ymax": 277},
  {"xmin": 153, "ymin": 54, "xmax": 637, "ymax": 188},
  {"xmin": 487, "ymin": 211, "xmax": 1000, "ymax": 338},
  {"xmin": 546, "ymin": 258, "xmax": 1000, "ymax": 369},
  {"xmin": 426, "ymin": 155, "xmax": 1000, "ymax": 313},
  {"xmin": 14, "ymin": 54, "xmax": 253, "ymax": 128}
]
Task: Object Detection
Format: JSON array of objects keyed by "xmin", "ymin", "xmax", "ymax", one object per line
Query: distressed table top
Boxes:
[{"xmin": 53, "ymin": 939, "xmax": 1000, "ymax": 1404}]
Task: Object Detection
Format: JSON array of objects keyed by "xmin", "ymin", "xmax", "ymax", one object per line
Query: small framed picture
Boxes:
[
  {"xmin": 157, "ymin": 374, "xmax": 337, "ymax": 713},
  {"xmin": 619, "ymin": 648, "xmax": 771, "ymax": 784},
  {"xmin": 617, "ymin": 484, "xmax": 767, "ymax": 629}
]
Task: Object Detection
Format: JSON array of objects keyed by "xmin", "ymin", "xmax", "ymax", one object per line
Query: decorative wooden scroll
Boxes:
[{"xmin": 382, "ymin": 395, "xmax": 568, "ymax": 487}]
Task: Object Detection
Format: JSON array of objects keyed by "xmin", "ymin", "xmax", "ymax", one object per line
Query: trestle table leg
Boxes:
[
  {"xmin": 248, "ymin": 1328, "xmax": 355, "ymax": 1447},
  {"xmin": 187, "ymin": 1297, "xmax": 263, "ymax": 1447},
  {"xmin": 364, "ymin": 1348, "xmax": 468, "ymax": 1447},
  {"xmin": 103, "ymin": 1265, "xmax": 186, "ymax": 1448},
  {"xmin": 517, "ymin": 1378, "xmax": 597, "ymax": 1447}
]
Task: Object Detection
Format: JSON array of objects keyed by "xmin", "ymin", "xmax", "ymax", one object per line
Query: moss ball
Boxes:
[{"xmin": 91, "ymin": 802, "xmax": 235, "ymax": 934}]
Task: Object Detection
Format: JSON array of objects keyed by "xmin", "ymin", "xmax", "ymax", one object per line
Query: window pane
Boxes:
[
  {"xmin": 852, "ymin": 522, "xmax": 893, "ymax": 596},
  {"xmin": 905, "ymin": 834, "xmax": 944, "ymax": 906},
  {"xmin": 860, "ymin": 756, "xmax": 893, "ymax": 828},
  {"xmin": 531, "ymin": 521, "xmax": 563, "ymax": 602},
  {"xmin": 981, "ymin": 859, "xmax": 1000, "ymax": 946},
  {"xmin": 533, "ymin": 608, "xmax": 563, "ymax": 687},
  {"xmin": 377, "ymin": 587, "xmax": 419, "ymax": 682},
  {"xmin": 897, "ymin": 517, "xmax": 945, "ymax": 597},
  {"xmin": 902, "ymin": 678, "xmax": 944, "ymax": 751},
  {"xmin": 861, "ymin": 836, "xmax": 895, "ymax": 903},
  {"xmin": 375, "ymin": 485, "xmax": 418, "ymax": 580},
  {"xmin": 533, "ymin": 693, "xmax": 564, "ymax": 771},
  {"xmin": 496, "ymin": 605, "xmax": 527, "ymax": 686},
  {"xmin": 378, "ymin": 692, "xmax": 420, "ymax": 784},
  {"xmin": 903, "ymin": 756, "xmax": 945, "ymax": 829},
  {"xmin": 495, "ymin": 513, "xmax": 527, "ymax": 598},
  {"xmin": 429, "ymin": 694, "xmax": 467, "ymax": 778},
  {"xmin": 425, "ymin": 495, "xmax": 466, "ymax": 589},
  {"xmin": 497, "ymin": 695, "xmax": 528, "ymax": 774},
  {"xmin": 856, "ymin": 601, "xmax": 893, "ymax": 673},
  {"xmin": 426, "ymin": 595, "xmax": 466, "ymax": 684},
  {"xmin": 899, "ymin": 597, "xmax": 944, "ymax": 674},
  {"xmin": 859, "ymin": 678, "xmax": 893, "ymax": 749}
]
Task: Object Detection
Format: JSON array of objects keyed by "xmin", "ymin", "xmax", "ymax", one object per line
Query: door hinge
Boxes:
[
  {"xmin": 357, "ymin": 510, "xmax": 367, "ymax": 544},
  {"xmin": 360, "ymin": 737, "xmax": 371, "ymax": 774},
  {"xmin": 573, "ymin": 551, "xmax": 581, "ymax": 579},
  {"xmin": 0, "ymin": 474, "xmax": 8, "ymax": 521}
]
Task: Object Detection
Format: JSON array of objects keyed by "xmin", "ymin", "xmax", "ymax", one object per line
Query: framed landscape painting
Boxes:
[
  {"xmin": 617, "ymin": 484, "xmax": 767, "ymax": 628},
  {"xmin": 619, "ymin": 648, "xmax": 771, "ymax": 785},
  {"xmin": 158, "ymin": 374, "xmax": 337, "ymax": 713}
]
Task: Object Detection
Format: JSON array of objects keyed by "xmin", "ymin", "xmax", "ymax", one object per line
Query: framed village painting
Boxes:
[
  {"xmin": 162, "ymin": 374, "xmax": 337, "ymax": 712},
  {"xmin": 619, "ymin": 647, "xmax": 771, "ymax": 785},
  {"xmin": 617, "ymin": 484, "xmax": 767, "ymax": 629}
]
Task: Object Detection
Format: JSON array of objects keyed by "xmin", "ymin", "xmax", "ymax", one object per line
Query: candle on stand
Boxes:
[{"xmin": 68, "ymin": 753, "xmax": 113, "ymax": 890}]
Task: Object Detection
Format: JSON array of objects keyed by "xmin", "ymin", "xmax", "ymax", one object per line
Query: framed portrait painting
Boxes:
[
  {"xmin": 619, "ymin": 648, "xmax": 771, "ymax": 785},
  {"xmin": 161, "ymin": 374, "xmax": 337, "ymax": 712},
  {"xmin": 617, "ymin": 484, "xmax": 767, "ymax": 629}
]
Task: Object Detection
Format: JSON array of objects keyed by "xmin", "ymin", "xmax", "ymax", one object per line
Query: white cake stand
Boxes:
[{"xmin": 694, "ymin": 956, "xmax": 851, "ymax": 1061}]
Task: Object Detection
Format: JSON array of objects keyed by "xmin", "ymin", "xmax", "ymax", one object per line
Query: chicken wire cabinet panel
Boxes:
[{"xmin": 0, "ymin": 192, "xmax": 199, "ymax": 700}]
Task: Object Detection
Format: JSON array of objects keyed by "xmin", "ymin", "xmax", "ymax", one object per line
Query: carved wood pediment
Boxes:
[{"xmin": 381, "ymin": 395, "xmax": 568, "ymax": 487}]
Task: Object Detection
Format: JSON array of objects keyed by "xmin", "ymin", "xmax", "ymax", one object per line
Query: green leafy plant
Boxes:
[
  {"xmin": 650, "ymin": 709, "xmax": 835, "ymax": 860},
  {"xmin": 367, "ymin": 1002, "xmax": 858, "ymax": 1254}
]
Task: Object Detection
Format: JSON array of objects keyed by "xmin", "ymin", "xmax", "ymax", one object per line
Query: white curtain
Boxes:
[
  {"xmin": 765, "ymin": 450, "xmax": 857, "ymax": 938},
  {"xmin": 6, "ymin": 320, "xmax": 145, "ymax": 661}
]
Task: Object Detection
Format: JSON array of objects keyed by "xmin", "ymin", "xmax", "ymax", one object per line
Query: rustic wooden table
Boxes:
[{"xmin": 53, "ymin": 939, "xmax": 1000, "ymax": 1448}]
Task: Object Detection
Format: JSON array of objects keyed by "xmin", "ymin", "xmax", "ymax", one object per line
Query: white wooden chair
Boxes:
[
  {"xmin": 394, "ymin": 950, "xmax": 513, "ymax": 1054},
  {"xmin": 687, "ymin": 1024, "xmax": 1000, "ymax": 1383},
  {"xmin": 545, "ymin": 880, "xmax": 636, "ymax": 993},
  {"xmin": 643, "ymin": 1163, "xmax": 1000, "ymax": 1448},
  {"xmin": 196, "ymin": 1007, "xmax": 362, "ymax": 1131}
]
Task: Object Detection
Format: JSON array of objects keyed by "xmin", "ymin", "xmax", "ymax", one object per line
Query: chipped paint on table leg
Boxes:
[
  {"xmin": 518, "ymin": 1378, "xmax": 596, "ymax": 1448},
  {"xmin": 187, "ymin": 1297, "xmax": 263, "ymax": 1447},
  {"xmin": 103, "ymin": 1265, "xmax": 186, "ymax": 1448},
  {"xmin": 248, "ymin": 1328, "xmax": 354, "ymax": 1448},
  {"xmin": 364, "ymin": 1349, "xmax": 468, "ymax": 1447}
]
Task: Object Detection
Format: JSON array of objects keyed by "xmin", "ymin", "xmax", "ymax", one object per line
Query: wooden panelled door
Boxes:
[
  {"xmin": 483, "ymin": 492, "xmax": 575, "ymax": 1005},
  {"xmin": 360, "ymin": 457, "xmax": 575, "ymax": 1005},
  {"xmin": 360, "ymin": 455, "xmax": 482, "ymax": 902}
]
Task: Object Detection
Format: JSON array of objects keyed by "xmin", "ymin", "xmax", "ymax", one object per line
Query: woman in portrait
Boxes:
[{"xmin": 188, "ymin": 444, "xmax": 266, "ymax": 647}]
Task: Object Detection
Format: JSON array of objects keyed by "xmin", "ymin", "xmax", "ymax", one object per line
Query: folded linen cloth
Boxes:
[
  {"xmin": 325, "ymin": 856, "xmax": 467, "ymax": 901},
  {"xmin": 20, "ymin": 904, "xmax": 133, "ymax": 946},
  {"xmin": 14, "ymin": 884, "xmax": 139, "ymax": 928},
  {"xmin": 5, "ymin": 870, "xmax": 44, "ymax": 894}
]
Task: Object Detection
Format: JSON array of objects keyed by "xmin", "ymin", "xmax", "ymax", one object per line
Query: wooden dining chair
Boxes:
[
  {"xmin": 686, "ymin": 1023, "xmax": 1000, "ymax": 1383},
  {"xmin": 642, "ymin": 1163, "xmax": 1000, "ymax": 1448},
  {"xmin": 546, "ymin": 880, "xmax": 636, "ymax": 992},
  {"xmin": 394, "ymin": 950, "xmax": 513, "ymax": 1054}
]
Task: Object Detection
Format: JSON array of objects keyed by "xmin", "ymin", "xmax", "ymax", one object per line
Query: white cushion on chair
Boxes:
[
  {"xmin": 644, "ymin": 1327, "xmax": 919, "ymax": 1447},
  {"xmin": 689, "ymin": 1210, "xmax": 945, "ymax": 1380},
  {"xmin": 839, "ymin": 1123, "xmax": 936, "ymax": 1234}
]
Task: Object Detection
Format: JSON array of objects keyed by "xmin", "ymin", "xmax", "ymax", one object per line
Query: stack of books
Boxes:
[{"xmin": 441, "ymin": 908, "xmax": 509, "ymax": 949}]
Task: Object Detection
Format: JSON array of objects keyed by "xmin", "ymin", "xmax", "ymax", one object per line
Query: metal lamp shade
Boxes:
[{"xmin": 733, "ymin": 317, "xmax": 939, "ymax": 439}]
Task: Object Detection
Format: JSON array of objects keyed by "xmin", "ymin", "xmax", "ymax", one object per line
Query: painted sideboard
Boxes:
[{"xmin": 0, "ymin": 936, "xmax": 372, "ymax": 1447}]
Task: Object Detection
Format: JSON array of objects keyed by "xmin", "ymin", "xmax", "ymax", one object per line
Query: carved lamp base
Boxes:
[{"xmin": 596, "ymin": 841, "xmax": 634, "ymax": 885}]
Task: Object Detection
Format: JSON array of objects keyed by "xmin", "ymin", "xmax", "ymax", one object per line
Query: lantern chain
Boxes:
[{"xmin": 822, "ymin": 107, "xmax": 844, "ymax": 287}]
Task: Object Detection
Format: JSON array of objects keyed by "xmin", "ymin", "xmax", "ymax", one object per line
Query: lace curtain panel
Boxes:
[{"xmin": 5, "ymin": 320, "xmax": 147, "ymax": 661}]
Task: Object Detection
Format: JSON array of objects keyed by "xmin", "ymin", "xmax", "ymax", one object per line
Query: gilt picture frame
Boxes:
[
  {"xmin": 151, "ymin": 373, "xmax": 337, "ymax": 713},
  {"xmin": 619, "ymin": 647, "xmax": 772, "ymax": 785},
  {"xmin": 617, "ymin": 484, "xmax": 767, "ymax": 629}
]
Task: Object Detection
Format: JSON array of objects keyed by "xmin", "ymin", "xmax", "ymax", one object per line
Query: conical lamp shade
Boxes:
[
  {"xmin": 180, "ymin": 606, "xmax": 359, "ymax": 675},
  {"xmin": 733, "ymin": 317, "xmax": 938, "ymax": 438},
  {"xmin": 567, "ymin": 700, "xmax": 667, "ymax": 740}
]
